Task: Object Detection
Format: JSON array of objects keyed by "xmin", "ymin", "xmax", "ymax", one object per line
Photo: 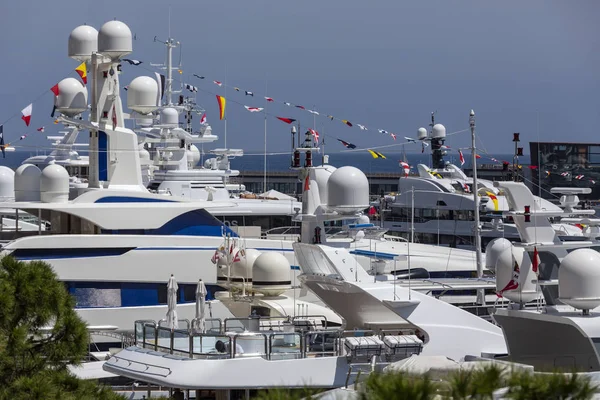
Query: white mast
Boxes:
[{"xmin": 470, "ymin": 109, "xmax": 484, "ymax": 305}]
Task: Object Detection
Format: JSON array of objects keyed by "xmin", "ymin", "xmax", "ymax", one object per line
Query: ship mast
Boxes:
[{"xmin": 470, "ymin": 109, "xmax": 484, "ymax": 305}]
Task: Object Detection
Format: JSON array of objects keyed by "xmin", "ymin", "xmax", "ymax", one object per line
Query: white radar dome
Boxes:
[
  {"xmin": 14, "ymin": 164, "xmax": 41, "ymax": 202},
  {"xmin": 98, "ymin": 20, "xmax": 132, "ymax": 59},
  {"xmin": 0, "ymin": 166, "xmax": 15, "ymax": 200},
  {"xmin": 313, "ymin": 165, "xmax": 337, "ymax": 206},
  {"xmin": 252, "ymin": 252, "xmax": 291, "ymax": 296},
  {"xmin": 160, "ymin": 108, "xmax": 179, "ymax": 127},
  {"xmin": 137, "ymin": 118, "xmax": 154, "ymax": 127},
  {"xmin": 417, "ymin": 127, "xmax": 428, "ymax": 141},
  {"xmin": 357, "ymin": 214, "xmax": 370, "ymax": 224},
  {"xmin": 485, "ymin": 238, "xmax": 513, "ymax": 273},
  {"xmin": 54, "ymin": 78, "xmax": 88, "ymax": 117},
  {"xmin": 431, "ymin": 124, "xmax": 446, "ymax": 139},
  {"xmin": 40, "ymin": 165, "xmax": 69, "ymax": 203},
  {"xmin": 327, "ymin": 166, "xmax": 369, "ymax": 215},
  {"xmin": 68, "ymin": 25, "xmax": 98, "ymax": 62},
  {"xmin": 138, "ymin": 145, "xmax": 150, "ymax": 161},
  {"xmin": 559, "ymin": 249, "xmax": 600, "ymax": 312},
  {"xmin": 127, "ymin": 76, "xmax": 159, "ymax": 114},
  {"xmin": 187, "ymin": 144, "xmax": 201, "ymax": 166}
]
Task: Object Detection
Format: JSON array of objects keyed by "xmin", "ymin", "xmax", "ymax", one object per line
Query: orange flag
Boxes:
[
  {"xmin": 75, "ymin": 62, "xmax": 87, "ymax": 84},
  {"xmin": 216, "ymin": 95, "xmax": 226, "ymax": 120}
]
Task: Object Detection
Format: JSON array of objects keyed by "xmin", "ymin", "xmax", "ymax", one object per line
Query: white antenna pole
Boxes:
[
  {"xmin": 470, "ymin": 109, "xmax": 484, "ymax": 306},
  {"xmin": 408, "ymin": 187, "xmax": 413, "ymax": 300},
  {"xmin": 166, "ymin": 39, "xmax": 173, "ymax": 106},
  {"xmin": 224, "ymin": 66, "xmax": 227, "ymax": 149},
  {"xmin": 410, "ymin": 187, "xmax": 415, "ymax": 244},
  {"xmin": 263, "ymin": 79, "xmax": 268, "ymax": 193}
]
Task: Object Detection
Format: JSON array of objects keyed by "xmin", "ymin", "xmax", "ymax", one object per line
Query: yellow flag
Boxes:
[
  {"xmin": 216, "ymin": 95, "xmax": 226, "ymax": 120},
  {"xmin": 75, "ymin": 62, "xmax": 87, "ymax": 84}
]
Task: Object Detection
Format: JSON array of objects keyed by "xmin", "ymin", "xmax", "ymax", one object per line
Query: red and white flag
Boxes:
[
  {"xmin": 497, "ymin": 261, "xmax": 520, "ymax": 297},
  {"xmin": 244, "ymin": 106, "xmax": 264, "ymax": 113},
  {"xmin": 37, "ymin": 126, "xmax": 45, "ymax": 132},
  {"xmin": 200, "ymin": 113, "xmax": 207, "ymax": 124},
  {"xmin": 211, "ymin": 249, "xmax": 221, "ymax": 264},
  {"xmin": 390, "ymin": 133, "xmax": 397, "ymax": 140},
  {"xmin": 532, "ymin": 246, "xmax": 540, "ymax": 274},
  {"xmin": 264, "ymin": 97, "xmax": 274, "ymax": 102},
  {"xmin": 458, "ymin": 150, "xmax": 465, "ymax": 166},
  {"xmin": 21, "ymin": 103, "xmax": 32, "ymax": 126},
  {"xmin": 576, "ymin": 175, "xmax": 585, "ymax": 180},
  {"xmin": 399, "ymin": 161, "xmax": 409, "ymax": 177},
  {"xmin": 308, "ymin": 128, "xmax": 319, "ymax": 144},
  {"xmin": 213, "ymin": 81, "xmax": 222, "ymax": 87}
]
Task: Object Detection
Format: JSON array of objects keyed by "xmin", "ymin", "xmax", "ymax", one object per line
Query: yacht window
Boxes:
[
  {"xmin": 157, "ymin": 285, "xmax": 168, "ymax": 305},
  {"xmin": 461, "ymin": 210, "xmax": 475, "ymax": 221},
  {"xmin": 421, "ymin": 208, "xmax": 436, "ymax": 220},
  {"xmin": 436, "ymin": 200, "xmax": 447, "ymax": 206},
  {"xmin": 438, "ymin": 210, "xmax": 452, "ymax": 220},
  {"xmin": 147, "ymin": 182, "xmax": 161, "ymax": 191}
]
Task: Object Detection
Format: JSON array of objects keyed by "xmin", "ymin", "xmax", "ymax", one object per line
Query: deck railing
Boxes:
[{"xmin": 133, "ymin": 319, "xmax": 423, "ymax": 363}]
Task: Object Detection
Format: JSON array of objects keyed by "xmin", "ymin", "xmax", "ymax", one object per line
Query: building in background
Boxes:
[{"xmin": 530, "ymin": 142, "xmax": 600, "ymax": 200}]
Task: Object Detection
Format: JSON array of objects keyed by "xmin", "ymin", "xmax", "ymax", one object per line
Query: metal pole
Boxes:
[
  {"xmin": 410, "ymin": 187, "xmax": 414, "ymax": 243},
  {"xmin": 470, "ymin": 110, "xmax": 484, "ymax": 305},
  {"xmin": 89, "ymin": 53, "xmax": 99, "ymax": 188},
  {"xmin": 408, "ymin": 188, "xmax": 413, "ymax": 300},
  {"xmin": 166, "ymin": 39, "xmax": 173, "ymax": 106}
]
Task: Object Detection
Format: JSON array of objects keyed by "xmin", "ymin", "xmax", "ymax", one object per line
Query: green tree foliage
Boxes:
[
  {"xmin": 253, "ymin": 364, "xmax": 597, "ymax": 399},
  {"xmin": 0, "ymin": 256, "xmax": 125, "ymax": 400}
]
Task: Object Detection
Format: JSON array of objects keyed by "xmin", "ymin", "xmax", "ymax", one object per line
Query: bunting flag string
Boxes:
[
  {"xmin": 337, "ymin": 139, "xmax": 356, "ymax": 149},
  {"xmin": 21, "ymin": 104, "xmax": 32, "ymax": 127},
  {"xmin": 119, "ymin": 56, "xmax": 475, "ymax": 159},
  {"xmin": 244, "ymin": 106, "xmax": 264, "ymax": 113}
]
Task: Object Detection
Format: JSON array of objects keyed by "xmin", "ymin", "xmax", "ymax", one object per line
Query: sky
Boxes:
[{"xmin": 0, "ymin": 0, "xmax": 598, "ymax": 155}]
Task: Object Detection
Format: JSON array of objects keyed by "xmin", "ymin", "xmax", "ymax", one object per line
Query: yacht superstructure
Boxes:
[{"xmin": 379, "ymin": 118, "xmax": 583, "ymax": 250}]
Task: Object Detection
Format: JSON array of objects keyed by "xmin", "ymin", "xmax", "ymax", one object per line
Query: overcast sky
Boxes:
[{"xmin": 0, "ymin": 0, "xmax": 598, "ymax": 155}]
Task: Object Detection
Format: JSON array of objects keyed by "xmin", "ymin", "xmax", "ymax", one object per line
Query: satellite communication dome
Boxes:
[
  {"xmin": 68, "ymin": 25, "xmax": 98, "ymax": 62},
  {"xmin": 137, "ymin": 118, "xmax": 154, "ymax": 127},
  {"xmin": 357, "ymin": 215, "xmax": 370, "ymax": 224},
  {"xmin": 313, "ymin": 165, "xmax": 337, "ymax": 205},
  {"xmin": 127, "ymin": 76, "xmax": 159, "ymax": 114},
  {"xmin": 187, "ymin": 144, "xmax": 201, "ymax": 166},
  {"xmin": 14, "ymin": 164, "xmax": 41, "ymax": 202},
  {"xmin": 485, "ymin": 238, "xmax": 512, "ymax": 273},
  {"xmin": 98, "ymin": 20, "xmax": 132, "ymax": 59},
  {"xmin": 417, "ymin": 127, "xmax": 428, "ymax": 141},
  {"xmin": 138, "ymin": 145, "xmax": 150, "ymax": 161},
  {"xmin": 0, "ymin": 166, "xmax": 15, "ymax": 200},
  {"xmin": 160, "ymin": 108, "xmax": 179, "ymax": 127},
  {"xmin": 40, "ymin": 164, "xmax": 69, "ymax": 203},
  {"xmin": 252, "ymin": 252, "xmax": 291, "ymax": 296},
  {"xmin": 559, "ymin": 249, "xmax": 600, "ymax": 312},
  {"xmin": 54, "ymin": 78, "xmax": 88, "ymax": 117},
  {"xmin": 327, "ymin": 166, "xmax": 369, "ymax": 214},
  {"xmin": 431, "ymin": 124, "xmax": 446, "ymax": 139}
]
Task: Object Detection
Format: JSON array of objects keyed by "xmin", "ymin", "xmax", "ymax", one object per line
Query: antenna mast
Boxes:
[{"xmin": 470, "ymin": 110, "xmax": 484, "ymax": 306}]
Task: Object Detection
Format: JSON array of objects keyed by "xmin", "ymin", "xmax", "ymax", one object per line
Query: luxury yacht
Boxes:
[
  {"xmin": 378, "ymin": 121, "xmax": 583, "ymax": 251},
  {"xmin": 486, "ymin": 181, "xmax": 600, "ymax": 371},
  {"xmin": 101, "ymin": 166, "xmax": 506, "ymax": 392}
]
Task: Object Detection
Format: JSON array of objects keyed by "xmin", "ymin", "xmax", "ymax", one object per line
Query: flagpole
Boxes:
[
  {"xmin": 224, "ymin": 65, "xmax": 227, "ymax": 149},
  {"xmin": 263, "ymin": 78, "xmax": 268, "ymax": 193},
  {"xmin": 470, "ymin": 109, "xmax": 484, "ymax": 306}
]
